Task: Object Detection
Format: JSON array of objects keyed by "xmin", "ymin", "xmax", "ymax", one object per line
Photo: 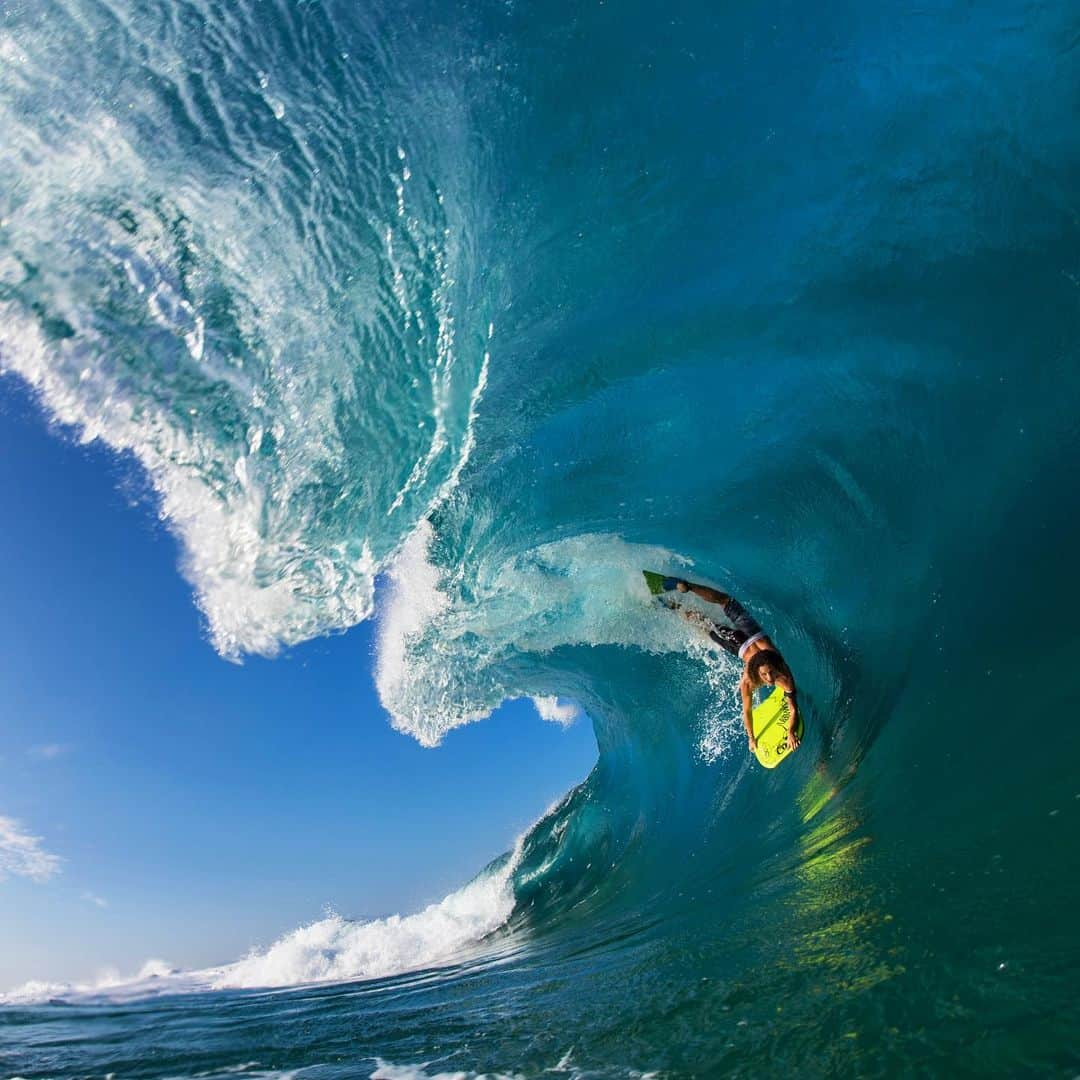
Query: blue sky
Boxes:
[{"xmin": 0, "ymin": 375, "xmax": 597, "ymax": 990}]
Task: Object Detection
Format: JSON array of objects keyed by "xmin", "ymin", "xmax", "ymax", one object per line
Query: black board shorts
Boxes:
[{"xmin": 707, "ymin": 598, "xmax": 767, "ymax": 659}]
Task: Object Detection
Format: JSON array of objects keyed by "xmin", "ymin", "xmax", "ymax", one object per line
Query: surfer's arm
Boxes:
[
  {"xmin": 740, "ymin": 676, "xmax": 756, "ymax": 751},
  {"xmin": 777, "ymin": 674, "xmax": 801, "ymax": 750}
]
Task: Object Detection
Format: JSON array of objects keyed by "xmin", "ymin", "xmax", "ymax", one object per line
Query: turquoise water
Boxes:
[{"xmin": 3, "ymin": 0, "xmax": 1080, "ymax": 1075}]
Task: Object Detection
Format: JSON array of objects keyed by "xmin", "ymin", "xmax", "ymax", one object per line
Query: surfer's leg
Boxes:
[
  {"xmin": 681, "ymin": 580, "xmax": 732, "ymax": 606},
  {"xmin": 721, "ymin": 597, "xmax": 764, "ymax": 639}
]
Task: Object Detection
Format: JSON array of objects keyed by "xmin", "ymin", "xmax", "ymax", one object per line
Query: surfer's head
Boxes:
[{"xmin": 747, "ymin": 649, "xmax": 790, "ymax": 688}]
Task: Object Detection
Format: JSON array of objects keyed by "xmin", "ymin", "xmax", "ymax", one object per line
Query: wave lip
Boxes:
[
  {"xmin": 375, "ymin": 528, "xmax": 705, "ymax": 747},
  {"xmin": 0, "ymin": 0, "xmax": 492, "ymax": 661}
]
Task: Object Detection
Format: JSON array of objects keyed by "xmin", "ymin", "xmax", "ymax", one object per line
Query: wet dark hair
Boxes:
[{"xmin": 747, "ymin": 649, "xmax": 790, "ymax": 687}]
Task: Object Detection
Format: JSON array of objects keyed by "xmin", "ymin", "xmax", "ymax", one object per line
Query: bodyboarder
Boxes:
[{"xmin": 662, "ymin": 578, "xmax": 801, "ymax": 755}]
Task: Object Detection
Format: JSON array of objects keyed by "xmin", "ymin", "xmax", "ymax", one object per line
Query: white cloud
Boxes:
[
  {"xmin": 81, "ymin": 891, "xmax": 108, "ymax": 908},
  {"xmin": 28, "ymin": 743, "xmax": 72, "ymax": 760},
  {"xmin": 0, "ymin": 816, "xmax": 63, "ymax": 882},
  {"xmin": 530, "ymin": 696, "xmax": 582, "ymax": 727}
]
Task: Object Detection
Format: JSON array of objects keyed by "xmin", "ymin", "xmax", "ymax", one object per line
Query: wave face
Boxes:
[{"xmin": 3, "ymin": 0, "xmax": 1080, "ymax": 1075}]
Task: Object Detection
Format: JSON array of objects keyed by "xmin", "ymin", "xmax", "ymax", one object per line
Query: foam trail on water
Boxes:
[{"xmin": 371, "ymin": 1063, "xmax": 522, "ymax": 1080}]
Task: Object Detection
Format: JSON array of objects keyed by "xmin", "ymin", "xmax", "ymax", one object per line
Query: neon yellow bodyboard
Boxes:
[{"xmin": 751, "ymin": 687, "xmax": 802, "ymax": 769}]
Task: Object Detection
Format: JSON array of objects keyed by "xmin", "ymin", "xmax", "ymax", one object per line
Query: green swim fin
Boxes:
[{"xmin": 642, "ymin": 570, "xmax": 679, "ymax": 595}]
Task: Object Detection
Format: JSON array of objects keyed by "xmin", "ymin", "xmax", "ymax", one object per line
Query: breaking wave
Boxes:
[{"xmin": 2, "ymin": 8, "xmax": 1079, "ymax": 1071}]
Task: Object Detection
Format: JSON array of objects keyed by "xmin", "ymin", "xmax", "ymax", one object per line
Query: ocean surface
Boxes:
[{"xmin": 2, "ymin": 0, "xmax": 1080, "ymax": 1075}]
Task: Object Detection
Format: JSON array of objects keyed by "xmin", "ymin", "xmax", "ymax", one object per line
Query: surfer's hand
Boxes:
[
  {"xmin": 675, "ymin": 579, "xmax": 689, "ymax": 592},
  {"xmin": 787, "ymin": 723, "xmax": 801, "ymax": 751},
  {"xmin": 747, "ymin": 735, "xmax": 757, "ymax": 753}
]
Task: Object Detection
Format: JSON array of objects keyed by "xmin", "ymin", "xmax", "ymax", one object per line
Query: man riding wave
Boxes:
[{"xmin": 662, "ymin": 578, "xmax": 800, "ymax": 755}]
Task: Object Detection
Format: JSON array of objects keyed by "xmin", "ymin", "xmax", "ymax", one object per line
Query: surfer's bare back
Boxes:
[{"xmin": 667, "ymin": 579, "xmax": 800, "ymax": 754}]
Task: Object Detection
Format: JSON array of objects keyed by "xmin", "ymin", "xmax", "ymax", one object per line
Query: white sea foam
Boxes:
[
  {"xmin": 694, "ymin": 646, "xmax": 744, "ymax": 764},
  {"xmin": 374, "ymin": 526, "xmax": 739, "ymax": 750},
  {"xmin": 375, "ymin": 520, "xmax": 458, "ymax": 746},
  {"xmin": 1, "ymin": 850, "xmax": 522, "ymax": 1005},
  {"xmin": 0, "ymin": 959, "xmax": 177, "ymax": 1005},
  {"xmin": 371, "ymin": 1061, "xmax": 522, "ymax": 1080},
  {"xmin": 369, "ymin": 1057, "xmax": 661, "ymax": 1080},
  {"xmin": 0, "ymin": 303, "xmax": 382, "ymax": 658},
  {"xmin": 216, "ymin": 853, "xmax": 518, "ymax": 990}
]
